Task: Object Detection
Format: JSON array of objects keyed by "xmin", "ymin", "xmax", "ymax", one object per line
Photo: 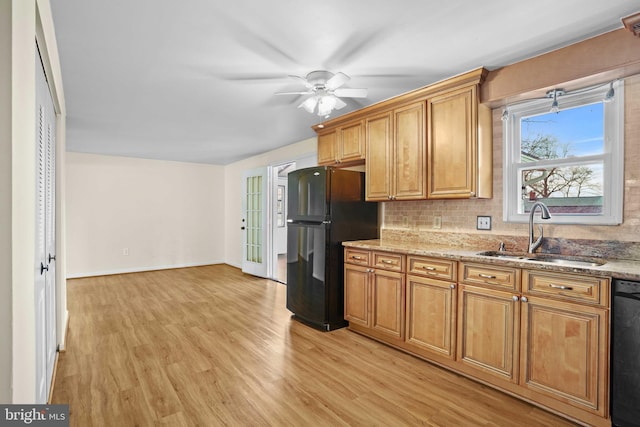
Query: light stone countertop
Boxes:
[{"xmin": 343, "ymin": 239, "xmax": 640, "ymax": 281}]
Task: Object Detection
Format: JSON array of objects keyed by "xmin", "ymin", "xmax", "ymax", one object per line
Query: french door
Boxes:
[{"xmin": 241, "ymin": 168, "xmax": 269, "ymax": 278}]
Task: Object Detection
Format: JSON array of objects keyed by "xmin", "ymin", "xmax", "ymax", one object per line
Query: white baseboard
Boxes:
[
  {"xmin": 66, "ymin": 260, "xmax": 225, "ymax": 279},
  {"xmin": 58, "ymin": 309, "xmax": 69, "ymax": 351}
]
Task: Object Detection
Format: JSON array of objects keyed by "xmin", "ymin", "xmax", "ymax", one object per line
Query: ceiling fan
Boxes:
[{"xmin": 275, "ymin": 70, "xmax": 368, "ymax": 118}]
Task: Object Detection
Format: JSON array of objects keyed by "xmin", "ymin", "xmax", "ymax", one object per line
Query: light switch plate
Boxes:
[{"xmin": 477, "ymin": 216, "xmax": 491, "ymax": 230}]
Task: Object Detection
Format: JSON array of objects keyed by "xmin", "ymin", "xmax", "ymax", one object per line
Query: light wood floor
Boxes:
[{"xmin": 52, "ymin": 264, "xmax": 577, "ymax": 426}]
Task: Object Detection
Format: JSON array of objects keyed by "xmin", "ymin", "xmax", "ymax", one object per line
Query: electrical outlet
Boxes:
[
  {"xmin": 433, "ymin": 215, "xmax": 442, "ymax": 229},
  {"xmin": 123, "ymin": 248, "xmax": 129, "ymax": 256},
  {"xmin": 477, "ymin": 216, "xmax": 491, "ymax": 230}
]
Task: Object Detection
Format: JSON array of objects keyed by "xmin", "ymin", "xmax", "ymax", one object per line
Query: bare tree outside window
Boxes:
[{"xmin": 520, "ymin": 124, "xmax": 602, "ymax": 202}]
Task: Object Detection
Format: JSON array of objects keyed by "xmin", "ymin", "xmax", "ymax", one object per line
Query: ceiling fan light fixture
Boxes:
[
  {"xmin": 299, "ymin": 96, "xmax": 318, "ymax": 113},
  {"xmin": 317, "ymin": 95, "xmax": 337, "ymax": 117}
]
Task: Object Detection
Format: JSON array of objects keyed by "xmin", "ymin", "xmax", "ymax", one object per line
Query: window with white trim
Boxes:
[{"xmin": 503, "ymin": 81, "xmax": 624, "ymax": 225}]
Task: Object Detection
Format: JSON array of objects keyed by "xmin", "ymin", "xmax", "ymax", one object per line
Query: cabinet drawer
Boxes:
[
  {"xmin": 345, "ymin": 248, "xmax": 370, "ymax": 266},
  {"xmin": 408, "ymin": 256, "xmax": 456, "ymax": 281},
  {"xmin": 459, "ymin": 262, "xmax": 520, "ymax": 291},
  {"xmin": 373, "ymin": 251, "xmax": 405, "ymax": 272},
  {"xmin": 523, "ymin": 270, "xmax": 609, "ymax": 306}
]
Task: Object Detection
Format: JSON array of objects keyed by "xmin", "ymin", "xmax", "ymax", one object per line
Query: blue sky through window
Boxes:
[{"xmin": 521, "ymin": 102, "xmax": 604, "ymax": 158}]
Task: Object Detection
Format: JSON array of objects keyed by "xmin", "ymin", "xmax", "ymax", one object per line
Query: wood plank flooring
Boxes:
[{"xmin": 52, "ymin": 264, "xmax": 577, "ymax": 426}]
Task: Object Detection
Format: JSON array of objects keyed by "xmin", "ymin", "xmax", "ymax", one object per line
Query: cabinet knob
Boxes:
[
  {"xmin": 450, "ymin": 284, "xmax": 456, "ymax": 289},
  {"xmin": 521, "ymin": 296, "xmax": 529, "ymax": 303},
  {"xmin": 512, "ymin": 295, "xmax": 519, "ymax": 302}
]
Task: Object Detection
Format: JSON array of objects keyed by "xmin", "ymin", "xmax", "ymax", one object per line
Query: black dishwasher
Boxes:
[{"xmin": 611, "ymin": 279, "xmax": 640, "ymax": 427}]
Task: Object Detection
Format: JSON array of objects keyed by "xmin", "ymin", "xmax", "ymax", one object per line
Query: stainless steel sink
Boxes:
[{"xmin": 476, "ymin": 251, "xmax": 606, "ymax": 267}]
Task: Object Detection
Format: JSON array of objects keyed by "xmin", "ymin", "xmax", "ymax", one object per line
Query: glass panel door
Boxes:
[{"xmin": 242, "ymin": 168, "xmax": 268, "ymax": 278}]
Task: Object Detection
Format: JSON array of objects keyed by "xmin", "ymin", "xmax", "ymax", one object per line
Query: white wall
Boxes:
[
  {"xmin": 224, "ymin": 137, "xmax": 317, "ymax": 268},
  {"xmin": 65, "ymin": 153, "xmax": 225, "ymax": 277},
  {"xmin": 0, "ymin": 0, "xmax": 12, "ymax": 404}
]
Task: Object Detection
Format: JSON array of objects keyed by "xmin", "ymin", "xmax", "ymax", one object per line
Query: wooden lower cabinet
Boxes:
[
  {"xmin": 371, "ymin": 269, "xmax": 405, "ymax": 340},
  {"xmin": 520, "ymin": 295, "xmax": 609, "ymax": 417},
  {"xmin": 405, "ymin": 274, "xmax": 456, "ymax": 359},
  {"xmin": 344, "ymin": 250, "xmax": 406, "ymax": 341},
  {"xmin": 344, "ymin": 263, "xmax": 371, "ymax": 328},
  {"xmin": 457, "ymin": 284, "xmax": 520, "ymax": 383},
  {"xmin": 344, "ymin": 250, "xmax": 612, "ymax": 426}
]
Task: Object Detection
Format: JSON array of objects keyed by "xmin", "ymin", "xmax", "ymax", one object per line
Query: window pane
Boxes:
[
  {"xmin": 520, "ymin": 103, "xmax": 604, "ymax": 162},
  {"xmin": 520, "ymin": 163, "xmax": 603, "ymax": 214}
]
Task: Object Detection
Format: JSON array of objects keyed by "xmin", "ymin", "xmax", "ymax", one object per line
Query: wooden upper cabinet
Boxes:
[
  {"xmin": 314, "ymin": 68, "xmax": 492, "ymax": 199},
  {"xmin": 317, "ymin": 120, "xmax": 365, "ymax": 166},
  {"xmin": 365, "ymin": 111, "xmax": 393, "ymax": 200},
  {"xmin": 340, "ymin": 121, "xmax": 365, "ymax": 162},
  {"xmin": 394, "ymin": 102, "xmax": 426, "ymax": 200},
  {"xmin": 365, "ymin": 102, "xmax": 426, "ymax": 201},
  {"xmin": 427, "ymin": 84, "xmax": 492, "ymax": 199},
  {"xmin": 317, "ymin": 130, "xmax": 338, "ymax": 165}
]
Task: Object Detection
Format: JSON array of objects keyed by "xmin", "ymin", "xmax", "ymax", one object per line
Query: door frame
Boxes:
[{"xmin": 270, "ymin": 161, "xmax": 296, "ymax": 283}]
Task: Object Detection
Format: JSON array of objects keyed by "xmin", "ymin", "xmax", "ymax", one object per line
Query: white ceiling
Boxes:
[{"xmin": 50, "ymin": 1, "xmax": 639, "ymax": 165}]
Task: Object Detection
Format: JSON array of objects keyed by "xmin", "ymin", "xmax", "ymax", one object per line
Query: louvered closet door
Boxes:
[
  {"xmin": 44, "ymin": 87, "xmax": 56, "ymax": 395},
  {"xmin": 35, "ymin": 49, "xmax": 57, "ymax": 404}
]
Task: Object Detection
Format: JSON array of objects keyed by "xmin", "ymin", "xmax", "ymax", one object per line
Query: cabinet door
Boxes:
[
  {"xmin": 344, "ymin": 263, "xmax": 371, "ymax": 327},
  {"xmin": 365, "ymin": 111, "xmax": 393, "ymax": 201},
  {"xmin": 406, "ymin": 275, "xmax": 456, "ymax": 359},
  {"xmin": 520, "ymin": 296, "xmax": 608, "ymax": 416},
  {"xmin": 340, "ymin": 121, "xmax": 365, "ymax": 162},
  {"xmin": 427, "ymin": 86, "xmax": 476, "ymax": 198},
  {"xmin": 457, "ymin": 285, "xmax": 520, "ymax": 383},
  {"xmin": 394, "ymin": 101, "xmax": 426, "ymax": 200},
  {"xmin": 317, "ymin": 130, "xmax": 338, "ymax": 165},
  {"xmin": 371, "ymin": 269, "xmax": 405, "ymax": 340}
]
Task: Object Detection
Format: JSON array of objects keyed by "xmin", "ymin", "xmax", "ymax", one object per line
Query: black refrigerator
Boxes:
[{"xmin": 286, "ymin": 166, "xmax": 378, "ymax": 331}]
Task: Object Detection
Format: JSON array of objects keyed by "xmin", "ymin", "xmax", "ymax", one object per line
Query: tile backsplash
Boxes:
[{"xmin": 382, "ymin": 74, "xmax": 640, "ymax": 261}]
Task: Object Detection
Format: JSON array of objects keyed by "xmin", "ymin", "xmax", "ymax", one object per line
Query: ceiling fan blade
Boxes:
[
  {"xmin": 333, "ymin": 88, "xmax": 368, "ymax": 98},
  {"xmin": 275, "ymin": 91, "xmax": 313, "ymax": 96},
  {"xmin": 326, "ymin": 72, "xmax": 350, "ymax": 90},
  {"xmin": 289, "ymin": 75, "xmax": 313, "ymax": 89},
  {"xmin": 298, "ymin": 96, "xmax": 318, "ymax": 113},
  {"xmin": 333, "ymin": 97, "xmax": 347, "ymax": 110}
]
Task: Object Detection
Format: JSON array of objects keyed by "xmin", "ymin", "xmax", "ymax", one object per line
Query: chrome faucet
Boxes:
[{"xmin": 528, "ymin": 201, "xmax": 551, "ymax": 253}]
